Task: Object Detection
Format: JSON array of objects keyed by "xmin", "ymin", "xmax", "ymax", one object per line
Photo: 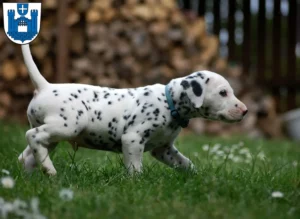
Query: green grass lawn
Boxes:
[{"xmin": 0, "ymin": 121, "xmax": 299, "ymax": 219}]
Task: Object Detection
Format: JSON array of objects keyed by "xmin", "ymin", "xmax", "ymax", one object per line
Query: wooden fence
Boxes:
[
  {"xmin": 54, "ymin": 0, "xmax": 300, "ymax": 113},
  {"xmin": 180, "ymin": 0, "xmax": 300, "ymax": 112}
]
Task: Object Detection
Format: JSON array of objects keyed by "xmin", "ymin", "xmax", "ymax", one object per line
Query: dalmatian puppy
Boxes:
[{"xmin": 18, "ymin": 44, "xmax": 248, "ymax": 175}]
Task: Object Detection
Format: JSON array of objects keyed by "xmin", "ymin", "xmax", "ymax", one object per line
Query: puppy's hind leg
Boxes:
[
  {"xmin": 18, "ymin": 145, "xmax": 32, "ymax": 163},
  {"xmin": 19, "ymin": 143, "xmax": 57, "ymax": 173},
  {"xmin": 26, "ymin": 119, "xmax": 82, "ymax": 175},
  {"xmin": 18, "ymin": 145, "xmax": 37, "ymax": 173}
]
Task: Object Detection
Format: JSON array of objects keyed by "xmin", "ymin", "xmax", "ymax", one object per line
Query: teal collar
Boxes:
[{"xmin": 165, "ymin": 84, "xmax": 189, "ymax": 128}]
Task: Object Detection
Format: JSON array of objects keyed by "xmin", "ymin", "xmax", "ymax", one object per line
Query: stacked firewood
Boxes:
[{"xmin": 0, "ymin": 0, "xmax": 283, "ymax": 138}]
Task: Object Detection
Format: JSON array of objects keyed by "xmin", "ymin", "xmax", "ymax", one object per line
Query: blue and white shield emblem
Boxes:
[{"xmin": 3, "ymin": 3, "xmax": 41, "ymax": 45}]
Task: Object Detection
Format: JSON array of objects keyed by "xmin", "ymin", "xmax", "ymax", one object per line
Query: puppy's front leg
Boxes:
[
  {"xmin": 151, "ymin": 145, "xmax": 195, "ymax": 171},
  {"xmin": 121, "ymin": 133, "xmax": 144, "ymax": 173}
]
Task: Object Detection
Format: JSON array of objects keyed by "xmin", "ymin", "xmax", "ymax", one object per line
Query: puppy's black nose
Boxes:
[{"xmin": 242, "ymin": 109, "xmax": 248, "ymax": 116}]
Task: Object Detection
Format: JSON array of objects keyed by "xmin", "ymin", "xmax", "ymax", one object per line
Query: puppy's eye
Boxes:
[{"xmin": 219, "ymin": 90, "xmax": 227, "ymax": 97}]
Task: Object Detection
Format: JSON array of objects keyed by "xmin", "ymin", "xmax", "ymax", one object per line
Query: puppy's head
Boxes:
[{"xmin": 180, "ymin": 70, "xmax": 247, "ymax": 123}]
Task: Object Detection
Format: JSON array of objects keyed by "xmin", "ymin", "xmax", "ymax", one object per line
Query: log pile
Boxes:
[{"xmin": 0, "ymin": 0, "xmax": 283, "ymax": 138}]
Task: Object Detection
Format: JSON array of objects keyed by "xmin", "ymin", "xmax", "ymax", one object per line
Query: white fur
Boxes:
[{"xmin": 19, "ymin": 44, "xmax": 247, "ymax": 175}]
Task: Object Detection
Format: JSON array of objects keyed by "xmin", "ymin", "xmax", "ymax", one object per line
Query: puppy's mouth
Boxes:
[{"xmin": 218, "ymin": 114, "xmax": 243, "ymax": 123}]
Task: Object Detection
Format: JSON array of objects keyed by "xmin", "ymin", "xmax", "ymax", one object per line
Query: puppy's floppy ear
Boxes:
[{"xmin": 180, "ymin": 79, "xmax": 206, "ymax": 108}]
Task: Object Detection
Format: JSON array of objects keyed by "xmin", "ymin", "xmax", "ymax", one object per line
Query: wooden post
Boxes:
[
  {"xmin": 257, "ymin": 0, "xmax": 266, "ymax": 81},
  {"xmin": 228, "ymin": 0, "xmax": 236, "ymax": 61},
  {"xmin": 182, "ymin": 0, "xmax": 191, "ymax": 10},
  {"xmin": 272, "ymin": 0, "xmax": 281, "ymax": 80},
  {"xmin": 287, "ymin": 0, "xmax": 297, "ymax": 110},
  {"xmin": 272, "ymin": 0, "xmax": 282, "ymax": 111},
  {"xmin": 213, "ymin": 0, "xmax": 220, "ymax": 36},
  {"xmin": 242, "ymin": 0, "xmax": 251, "ymax": 75},
  {"xmin": 198, "ymin": 0, "xmax": 206, "ymax": 16},
  {"xmin": 56, "ymin": 0, "xmax": 68, "ymax": 83}
]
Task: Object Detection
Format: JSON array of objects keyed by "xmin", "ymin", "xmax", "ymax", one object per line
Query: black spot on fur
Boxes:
[
  {"xmin": 180, "ymin": 92, "xmax": 186, "ymax": 100},
  {"xmin": 81, "ymin": 101, "xmax": 88, "ymax": 110},
  {"xmin": 78, "ymin": 110, "xmax": 83, "ymax": 116},
  {"xmin": 197, "ymin": 72, "xmax": 204, "ymax": 79},
  {"xmin": 108, "ymin": 101, "xmax": 112, "ymax": 105},
  {"xmin": 205, "ymin": 78, "xmax": 210, "ymax": 84},
  {"xmin": 94, "ymin": 91, "xmax": 98, "ymax": 99},
  {"xmin": 180, "ymin": 80, "xmax": 190, "ymax": 89},
  {"xmin": 191, "ymin": 80, "xmax": 202, "ymax": 96},
  {"xmin": 153, "ymin": 108, "xmax": 160, "ymax": 116},
  {"xmin": 144, "ymin": 92, "xmax": 149, "ymax": 96},
  {"xmin": 64, "ymin": 123, "xmax": 68, "ymax": 127},
  {"xmin": 71, "ymin": 93, "xmax": 78, "ymax": 99},
  {"xmin": 143, "ymin": 129, "xmax": 151, "ymax": 138},
  {"xmin": 128, "ymin": 90, "xmax": 134, "ymax": 96}
]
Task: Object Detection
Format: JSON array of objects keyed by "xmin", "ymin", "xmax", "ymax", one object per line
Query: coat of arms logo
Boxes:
[{"xmin": 3, "ymin": 3, "xmax": 41, "ymax": 45}]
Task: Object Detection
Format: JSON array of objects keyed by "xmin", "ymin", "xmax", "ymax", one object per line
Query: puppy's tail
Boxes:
[{"xmin": 21, "ymin": 44, "xmax": 49, "ymax": 90}]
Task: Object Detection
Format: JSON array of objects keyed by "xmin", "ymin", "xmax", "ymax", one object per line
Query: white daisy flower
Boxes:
[
  {"xmin": 1, "ymin": 169, "xmax": 10, "ymax": 175},
  {"xmin": 223, "ymin": 146, "xmax": 230, "ymax": 153},
  {"xmin": 59, "ymin": 188, "xmax": 74, "ymax": 201},
  {"xmin": 0, "ymin": 197, "xmax": 4, "ymax": 205},
  {"xmin": 239, "ymin": 148, "xmax": 250, "ymax": 154},
  {"xmin": 257, "ymin": 151, "xmax": 266, "ymax": 160},
  {"xmin": 271, "ymin": 191, "xmax": 284, "ymax": 198},
  {"xmin": 202, "ymin": 144, "xmax": 209, "ymax": 151},
  {"xmin": 232, "ymin": 156, "xmax": 241, "ymax": 163},
  {"xmin": 1, "ymin": 176, "xmax": 15, "ymax": 189},
  {"xmin": 228, "ymin": 153, "xmax": 234, "ymax": 159},
  {"xmin": 292, "ymin": 161, "xmax": 298, "ymax": 167},
  {"xmin": 238, "ymin": 141, "xmax": 244, "ymax": 147},
  {"xmin": 1, "ymin": 202, "xmax": 14, "ymax": 218},
  {"xmin": 216, "ymin": 150, "xmax": 225, "ymax": 156},
  {"xmin": 211, "ymin": 144, "xmax": 221, "ymax": 153},
  {"xmin": 30, "ymin": 197, "xmax": 40, "ymax": 213},
  {"xmin": 231, "ymin": 144, "xmax": 239, "ymax": 151}
]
